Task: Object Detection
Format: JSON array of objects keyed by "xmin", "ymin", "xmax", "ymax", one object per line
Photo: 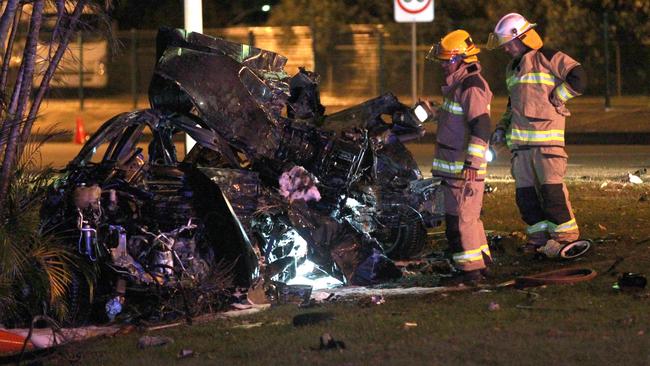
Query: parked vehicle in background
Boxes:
[{"xmin": 9, "ymin": 6, "xmax": 108, "ymax": 89}]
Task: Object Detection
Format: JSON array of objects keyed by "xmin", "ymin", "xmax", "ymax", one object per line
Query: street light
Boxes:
[{"xmin": 261, "ymin": 4, "xmax": 271, "ymax": 12}]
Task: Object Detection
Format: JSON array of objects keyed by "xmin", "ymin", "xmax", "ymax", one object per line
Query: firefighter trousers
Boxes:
[
  {"xmin": 442, "ymin": 179, "xmax": 491, "ymax": 271},
  {"xmin": 511, "ymin": 146, "xmax": 579, "ymax": 246}
]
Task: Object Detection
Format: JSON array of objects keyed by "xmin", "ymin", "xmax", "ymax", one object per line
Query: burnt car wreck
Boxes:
[{"xmin": 40, "ymin": 28, "xmax": 445, "ymax": 322}]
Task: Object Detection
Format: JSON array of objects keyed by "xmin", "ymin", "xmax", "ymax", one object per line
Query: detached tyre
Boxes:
[{"xmin": 374, "ymin": 206, "xmax": 427, "ymax": 259}]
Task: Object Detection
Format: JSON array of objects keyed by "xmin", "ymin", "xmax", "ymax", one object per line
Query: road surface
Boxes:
[
  {"xmin": 38, "ymin": 142, "xmax": 650, "ymax": 181},
  {"xmin": 407, "ymin": 143, "xmax": 650, "ymax": 181}
]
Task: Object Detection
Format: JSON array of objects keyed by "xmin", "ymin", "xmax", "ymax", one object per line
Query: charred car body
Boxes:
[{"xmin": 40, "ymin": 29, "xmax": 444, "ymax": 321}]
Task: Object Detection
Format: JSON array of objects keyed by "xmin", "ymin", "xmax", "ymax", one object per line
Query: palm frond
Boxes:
[
  {"xmin": 0, "ymin": 138, "xmax": 82, "ymax": 323},
  {"xmin": 29, "ymin": 239, "xmax": 75, "ymax": 306},
  {"xmin": 0, "ymin": 230, "xmax": 29, "ymax": 281},
  {"xmin": 17, "ymin": 125, "xmax": 68, "ymax": 171}
]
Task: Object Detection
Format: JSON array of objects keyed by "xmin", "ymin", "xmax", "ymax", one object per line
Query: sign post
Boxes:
[
  {"xmin": 184, "ymin": 0, "xmax": 203, "ymax": 154},
  {"xmin": 394, "ymin": 0, "xmax": 434, "ymax": 104},
  {"xmin": 411, "ymin": 22, "xmax": 416, "ymax": 105}
]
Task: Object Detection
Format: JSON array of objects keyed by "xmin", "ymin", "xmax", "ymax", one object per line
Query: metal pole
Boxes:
[
  {"xmin": 184, "ymin": 0, "xmax": 203, "ymax": 33},
  {"xmin": 411, "ymin": 22, "xmax": 417, "ymax": 104},
  {"xmin": 418, "ymin": 54, "xmax": 425, "ymax": 96},
  {"xmin": 615, "ymin": 41, "xmax": 621, "ymax": 97},
  {"xmin": 78, "ymin": 32, "xmax": 84, "ymax": 111},
  {"xmin": 130, "ymin": 28, "xmax": 138, "ymax": 109},
  {"xmin": 327, "ymin": 61, "xmax": 333, "ymax": 95},
  {"xmin": 247, "ymin": 30, "xmax": 255, "ymax": 47},
  {"xmin": 183, "ymin": 0, "xmax": 203, "ymax": 153},
  {"xmin": 377, "ymin": 29, "xmax": 384, "ymax": 95},
  {"xmin": 310, "ymin": 20, "xmax": 318, "ymax": 74},
  {"xmin": 603, "ymin": 12, "xmax": 611, "ymax": 110}
]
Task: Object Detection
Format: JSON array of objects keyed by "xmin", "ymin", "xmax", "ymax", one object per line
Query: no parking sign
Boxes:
[{"xmin": 394, "ymin": 0, "xmax": 434, "ymax": 23}]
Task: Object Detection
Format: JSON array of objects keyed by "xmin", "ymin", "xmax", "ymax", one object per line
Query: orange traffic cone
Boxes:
[{"xmin": 74, "ymin": 116, "xmax": 87, "ymax": 144}]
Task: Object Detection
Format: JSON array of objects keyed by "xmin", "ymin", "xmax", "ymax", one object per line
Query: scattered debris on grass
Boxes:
[
  {"xmin": 395, "ymin": 258, "xmax": 454, "ymax": 277},
  {"xmin": 232, "ymin": 322, "xmax": 264, "ymax": 329},
  {"xmin": 177, "ymin": 348, "xmax": 195, "ymax": 359},
  {"xmin": 488, "ymin": 234, "xmax": 503, "ymax": 252},
  {"xmin": 317, "ymin": 333, "xmax": 346, "ymax": 351},
  {"xmin": 510, "ymin": 231, "xmax": 527, "ymax": 241},
  {"xmin": 628, "ymin": 173, "xmax": 643, "ymax": 184},
  {"xmin": 402, "ymin": 322, "xmax": 418, "ymax": 330},
  {"xmin": 613, "ymin": 273, "xmax": 647, "ymax": 291},
  {"xmin": 488, "ymin": 302, "xmax": 501, "ymax": 311},
  {"xmin": 356, "ymin": 295, "xmax": 386, "ymax": 307},
  {"xmin": 137, "ymin": 335, "xmax": 174, "ymax": 349}
]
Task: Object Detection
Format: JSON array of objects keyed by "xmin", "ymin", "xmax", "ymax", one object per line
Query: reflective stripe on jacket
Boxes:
[
  {"xmin": 499, "ymin": 48, "xmax": 582, "ymax": 150},
  {"xmin": 433, "ymin": 62, "xmax": 493, "ymax": 180}
]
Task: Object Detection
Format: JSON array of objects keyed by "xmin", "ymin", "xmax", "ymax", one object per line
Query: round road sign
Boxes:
[{"xmin": 396, "ymin": 0, "xmax": 433, "ymax": 14}]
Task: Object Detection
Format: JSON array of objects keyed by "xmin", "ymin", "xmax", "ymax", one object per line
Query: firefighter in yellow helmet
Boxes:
[
  {"xmin": 426, "ymin": 30, "xmax": 493, "ymax": 285},
  {"xmin": 488, "ymin": 13, "xmax": 587, "ymax": 256}
]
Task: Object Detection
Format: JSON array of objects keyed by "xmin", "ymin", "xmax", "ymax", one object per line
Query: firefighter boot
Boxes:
[{"xmin": 439, "ymin": 269, "xmax": 486, "ymax": 287}]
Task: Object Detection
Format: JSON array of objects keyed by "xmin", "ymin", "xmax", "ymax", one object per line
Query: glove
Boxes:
[
  {"xmin": 549, "ymin": 94, "xmax": 571, "ymax": 117},
  {"xmin": 537, "ymin": 239, "xmax": 563, "ymax": 258},
  {"xmin": 554, "ymin": 104, "xmax": 571, "ymax": 117},
  {"xmin": 490, "ymin": 128, "xmax": 506, "ymax": 146}
]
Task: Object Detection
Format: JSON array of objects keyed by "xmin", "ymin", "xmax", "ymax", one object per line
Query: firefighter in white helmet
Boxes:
[
  {"xmin": 488, "ymin": 13, "xmax": 587, "ymax": 255},
  {"xmin": 426, "ymin": 30, "xmax": 493, "ymax": 285}
]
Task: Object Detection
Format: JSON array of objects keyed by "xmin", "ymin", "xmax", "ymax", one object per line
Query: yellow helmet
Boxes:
[{"xmin": 426, "ymin": 30, "xmax": 480, "ymax": 64}]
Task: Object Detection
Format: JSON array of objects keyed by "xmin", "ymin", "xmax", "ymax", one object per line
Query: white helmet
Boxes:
[{"xmin": 487, "ymin": 13, "xmax": 539, "ymax": 50}]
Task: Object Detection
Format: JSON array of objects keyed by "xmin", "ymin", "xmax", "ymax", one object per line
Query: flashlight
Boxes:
[
  {"xmin": 411, "ymin": 100, "xmax": 438, "ymax": 123},
  {"xmin": 486, "ymin": 146, "xmax": 496, "ymax": 163}
]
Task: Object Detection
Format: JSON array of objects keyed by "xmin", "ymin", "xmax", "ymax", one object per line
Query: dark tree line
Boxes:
[{"xmin": 267, "ymin": 0, "xmax": 649, "ymax": 94}]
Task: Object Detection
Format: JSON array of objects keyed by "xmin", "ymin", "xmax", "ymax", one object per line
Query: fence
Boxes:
[{"xmin": 74, "ymin": 24, "xmax": 647, "ymax": 105}]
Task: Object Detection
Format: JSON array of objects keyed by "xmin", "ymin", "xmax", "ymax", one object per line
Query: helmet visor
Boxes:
[
  {"xmin": 486, "ymin": 32, "xmax": 514, "ymax": 50},
  {"xmin": 424, "ymin": 43, "xmax": 438, "ymax": 61},
  {"xmin": 425, "ymin": 43, "xmax": 459, "ymax": 62},
  {"xmin": 425, "ymin": 43, "xmax": 441, "ymax": 62}
]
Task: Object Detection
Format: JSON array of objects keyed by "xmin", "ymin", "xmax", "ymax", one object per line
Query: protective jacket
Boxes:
[
  {"xmin": 497, "ymin": 48, "xmax": 586, "ymax": 150},
  {"xmin": 432, "ymin": 62, "xmax": 492, "ymax": 180}
]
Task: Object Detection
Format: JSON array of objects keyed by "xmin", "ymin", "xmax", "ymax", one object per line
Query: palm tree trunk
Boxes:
[
  {"xmin": 50, "ymin": 0, "xmax": 66, "ymax": 46},
  {"xmin": 0, "ymin": 0, "xmax": 19, "ymax": 51},
  {"xmin": 18, "ymin": 0, "xmax": 87, "ymax": 153},
  {"xmin": 0, "ymin": 63, "xmax": 23, "ymax": 150},
  {"xmin": 0, "ymin": 0, "xmax": 44, "ymax": 206},
  {"xmin": 0, "ymin": 4, "xmax": 22, "ymax": 151},
  {"xmin": 0, "ymin": 5, "xmax": 22, "ymax": 96}
]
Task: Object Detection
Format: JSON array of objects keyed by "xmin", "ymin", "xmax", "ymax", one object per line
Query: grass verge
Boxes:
[{"xmin": 42, "ymin": 182, "xmax": 650, "ymax": 366}]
